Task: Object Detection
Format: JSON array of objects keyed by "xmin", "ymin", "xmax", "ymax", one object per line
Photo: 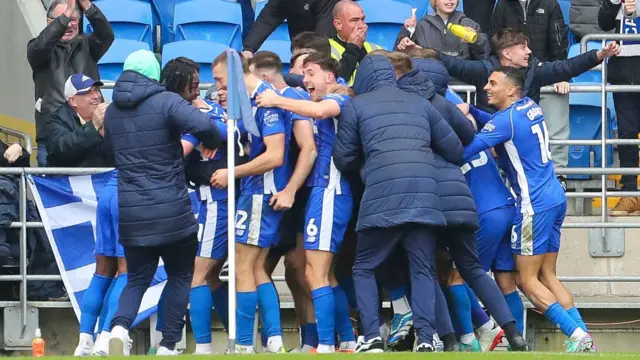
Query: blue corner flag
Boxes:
[{"xmin": 226, "ymin": 49, "xmax": 259, "ymax": 137}]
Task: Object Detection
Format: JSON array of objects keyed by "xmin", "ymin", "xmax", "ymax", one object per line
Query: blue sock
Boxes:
[
  {"xmin": 504, "ymin": 291, "xmax": 525, "ymax": 334},
  {"xmin": 236, "ymin": 291, "xmax": 258, "ymax": 346},
  {"xmin": 544, "ymin": 302, "xmax": 580, "ymax": 337},
  {"xmin": 302, "ymin": 323, "xmax": 319, "ymax": 347},
  {"xmin": 333, "ymin": 285, "xmax": 355, "ymax": 342},
  {"xmin": 212, "ymin": 283, "xmax": 229, "ymax": 331},
  {"xmin": 98, "ymin": 279, "xmax": 116, "ymax": 332},
  {"xmin": 156, "ymin": 287, "xmax": 166, "ymax": 332},
  {"xmin": 300, "ymin": 325, "xmax": 307, "ymax": 345},
  {"xmin": 567, "ymin": 307, "xmax": 587, "ymax": 332},
  {"xmin": 311, "ymin": 286, "xmax": 335, "ymax": 346},
  {"xmin": 102, "ymin": 273, "xmax": 127, "ymax": 332},
  {"xmin": 189, "ymin": 285, "xmax": 213, "ymax": 344},
  {"xmin": 337, "ymin": 275, "xmax": 358, "ymax": 310},
  {"xmin": 447, "ymin": 284, "xmax": 474, "ymax": 335},
  {"xmin": 79, "ymin": 274, "xmax": 113, "ymax": 334},
  {"xmin": 257, "ymin": 283, "xmax": 282, "ymax": 338},
  {"xmin": 465, "ymin": 284, "xmax": 491, "ymax": 328}
]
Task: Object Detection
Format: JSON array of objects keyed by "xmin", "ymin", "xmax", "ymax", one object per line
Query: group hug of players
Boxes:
[{"xmin": 74, "ymin": 45, "xmax": 601, "ymax": 355}]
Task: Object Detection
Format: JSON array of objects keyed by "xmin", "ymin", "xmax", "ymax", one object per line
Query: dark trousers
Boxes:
[
  {"xmin": 354, "ymin": 224, "xmax": 437, "ymax": 345},
  {"xmin": 111, "ymin": 234, "xmax": 198, "ymax": 349},
  {"xmin": 445, "ymin": 229, "xmax": 515, "ymax": 327},
  {"xmin": 613, "ymin": 92, "xmax": 640, "ymax": 190},
  {"xmin": 463, "ymin": 0, "xmax": 495, "ymax": 34}
]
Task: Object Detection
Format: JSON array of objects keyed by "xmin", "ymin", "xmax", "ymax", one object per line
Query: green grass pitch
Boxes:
[{"xmin": 23, "ymin": 353, "xmax": 640, "ymax": 359}]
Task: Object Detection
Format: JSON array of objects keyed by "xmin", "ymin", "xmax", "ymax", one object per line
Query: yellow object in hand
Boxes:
[{"xmin": 447, "ymin": 23, "xmax": 478, "ymax": 44}]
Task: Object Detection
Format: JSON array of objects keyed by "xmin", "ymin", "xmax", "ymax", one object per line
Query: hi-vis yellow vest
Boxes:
[{"xmin": 329, "ymin": 38, "xmax": 383, "ymax": 85}]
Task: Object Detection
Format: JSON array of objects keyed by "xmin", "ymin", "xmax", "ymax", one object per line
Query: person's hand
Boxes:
[
  {"xmin": 347, "ymin": 25, "xmax": 367, "ymax": 48},
  {"xmin": 242, "ymin": 50, "xmax": 254, "ymax": 59},
  {"xmin": 192, "ymin": 97, "xmax": 208, "ymax": 110},
  {"xmin": 78, "ymin": 0, "xmax": 92, "ymax": 12},
  {"xmin": 92, "ymin": 103, "xmax": 108, "ymax": 132},
  {"xmin": 456, "ymin": 102, "xmax": 470, "ymax": 115},
  {"xmin": 329, "ymin": 84, "xmax": 355, "ymax": 96},
  {"xmin": 63, "ymin": 0, "xmax": 77, "ymax": 17},
  {"xmin": 404, "ymin": 12, "xmax": 417, "ymax": 30},
  {"xmin": 597, "ymin": 42, "xmax": 621, "ymax": 60},
  {"xmin": 210, "ymin": 169, "xmax": 229, "ymax": 189},
  {"xmin": 624, "ymin": 0, "xmax": 637, "ymax": 16},
  {"xmin": 553, "ymin": 81, "xmax": 571, "ymax": 94},
  {"xmin": 255, "ymin": 88, "xmax": 280, "ymax": 107},
  {"xmin": 269, "ymin": 188, "xmax": 295, "ymax": 211},
  {"xmin": 3, "ymin": 143, "xmax": 23, "ymax": 164},
  {"xmin": 202, "ymin": 147, "xmax": 217, "ymax": 159},
  {"xmin": 397, "ymin": 37, "xmax": 421, "ymax": 51},
  {"xmin": 466, "ymin": 114, "xmax": 478, "ymax": 132}
]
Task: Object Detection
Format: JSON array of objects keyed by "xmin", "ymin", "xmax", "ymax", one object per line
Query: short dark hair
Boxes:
[
  {"xmin": 302, "ymin": 52, "xmax": 340, "ymax": 79},
  {"xmin": 249, "ymin": 51, "xmax": 283, "ymax": 73},
  {"xmin": 212, "ymin": 50, "xmax": 250, "ymax": 74},
  {"xmin": 493, "ymin": 66, "xmax": 525, "ymax": 91},
  {"xmin": 160, "ymin": 57, "xmax": 199, "ymax": 94},
  {"xmin": 290, "ymin": 31, "xmax": 331, "ymax": 58},
  {"xmin": 491, "ymin": 28, "xmax": 529, "ymax": 54},
  {"xmin": 376, "ymin": 51, "xmax": 413, "ymax": 77}
]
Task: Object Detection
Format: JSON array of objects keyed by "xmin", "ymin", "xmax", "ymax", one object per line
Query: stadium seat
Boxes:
[
  {"xmin": 568, "ymin": 41, "xmax": 608, "ymax": 83},
  {"xmin": 254, "ymin": 0, "xmax": 289, "ymax": 42},
  {"xmin": 173, "ymin": 0, "xmax": 243, "ymax": 50},
  {"xmin": 358, "ymin": 0, "xmax": 413, "ymax": 50},
  {"xmin": 162, "ymin": 40, "xmax": 230, "ymax": 83},
  {"xmin": 98, "ymin": 39, "xmax": 151, "ymax": 81},
  {"xmin": 86, "ymin": 0, "xmax": 154, "ymax": 48},
  {"xmin": 258, "ymin": 40, "xmax": 293, "ymax": 73},
  {"xmin": 394, "ymin": 0, "xmax": 429, "ymax": 18},
  {"xmin": 568, "ymin": 88, "xmax": 615, "ymax": 179}
]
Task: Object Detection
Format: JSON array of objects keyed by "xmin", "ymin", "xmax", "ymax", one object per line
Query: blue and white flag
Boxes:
[{"xmin": 27, "ymin": 170, "xmax": 201, "ymax": 326}]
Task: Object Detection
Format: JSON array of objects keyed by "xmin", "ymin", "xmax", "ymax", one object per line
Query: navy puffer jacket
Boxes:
[
  {"xmin": 332, "ymin": 55, "xmax": 463, "ymax": 231},
  {"xmin": 398, "ymin": 67, "xmax": 479, "ymax": 230},
  {"xmin": 411, "ymin": 58, "xmax": 450, "ymax": 96},
  {"xmin": 104, "ymin": 71, "xmax": 221, "ymax": 247}
]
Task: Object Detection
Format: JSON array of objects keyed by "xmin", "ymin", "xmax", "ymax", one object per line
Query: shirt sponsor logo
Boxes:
[
  {"xmin": 481, "ymin": 122, "xmax": 496, "ymax": 133},
  {"xmin": 264, "ymin": 111, "xmax": 279, "ymax": 127}
]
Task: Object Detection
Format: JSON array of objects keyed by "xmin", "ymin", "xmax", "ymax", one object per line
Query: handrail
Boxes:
[{"xmin": 0, "ymin": 126, "xmax": 33, "ymax": 155}]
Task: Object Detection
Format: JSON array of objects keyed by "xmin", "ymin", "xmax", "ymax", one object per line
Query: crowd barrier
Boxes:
[{"xmin": 2, "ymin": 34, "xmax": 640, "ymax": 351}]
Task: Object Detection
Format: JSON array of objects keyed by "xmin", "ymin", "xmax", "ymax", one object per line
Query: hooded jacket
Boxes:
[
  {"xmin": 598, "ymin": 0, "xmax": 640, "ymax": 85},
  {"xmin": 104, "ymin": 70, "xmax": 221, "ymax": 247},
  {"xmin": 332, "ymin": 55, "xmax": 463, "ymax": 231},
  {"xmin": 398, "ymin": 63, "xmax": 479, "ymax": 229}
]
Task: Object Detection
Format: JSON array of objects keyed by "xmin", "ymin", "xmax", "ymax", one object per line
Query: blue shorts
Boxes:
[
  {"xmin": 95, "ymin": 184, "xmax": 124, "ymax": 258},
  {"xmin": 303, "ymin": 187, "xmax": 353, "ymax": 253},
  {"xmin": 197, "ymin": 199, "xmax": 228, "ymax": 260},
  {"xmin": 477, "ymin": 206, "xmax": 516, "ymax": 272},
  {"xmin": 235, "ymin": 194, "xmax": 284, "ymax": 248},
  {"xmin": 511, "ymin": 202, "xmax": 567, "ymax": 256}
]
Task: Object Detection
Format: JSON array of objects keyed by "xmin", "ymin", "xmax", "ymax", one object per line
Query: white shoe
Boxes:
[
  {"xmin": 478, "ymin": 326, "xmax": 504, "ymax": 352},
  {"xmin": 73, "ymin": 333, "xmax": 94, "ymax": 357},
  {"xmin": 156, "ymin": 346, "xmax": 181, "ymax": 356},
  {"xmin": 355, "ymin": 337, "xmax": 384, "ymax": 353},
  {"xmin": 231, "ymin": 344, "xmax": 255, "ymax": 354},
  {"xmin": 193, "ymin": 343, "xmax": 213, "ymax": 355},
  {"xmin": 265, "ymin": 335, "xmax": 285, "ymax": 353},
  {"xmin": 316, "ymin": 344, "xmax": 336, "ymax": 353},
  {"xmin": 109, "ymin": 326, "xmax": 132, "ymax": 356},
  {"xmin": 91, "ymin": 331, "xmax": 110, "ymax": 356},
  {"xmin": 338, "ymin": 341, "xmax": 357, "ymax": 353}
]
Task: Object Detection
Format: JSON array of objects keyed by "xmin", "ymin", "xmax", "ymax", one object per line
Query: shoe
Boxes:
[
  {"xmin": 557, "ymin": 175, "xmax": 567, "ymax": 192},
  {"xmin": 109, "ymin": 326, "xmax": 132, "ymax": 356},
  {"xmin": 73, "ymin": 337, "xmax": 94, "ymax": 356},
  {"xmin": 91, "ymin": 332, "xmax": 110, "ymax": 356},
  {"xmin": 508, "ymin": 335, "xmax": 529, "ymax": 351},
  {"xmin": 355, "ymin": 337, "xmax": 384, "ymax": 353},
  {"xmin": 387, "ymin": 312, "xmax": 413, "ymax": 346},
  {"xmin": 338, "ymin": 341, "xmax": 357, "ymax": 353},
  {"xmin": 156, "ymin": 346, "xmax": 181, "ymax": 356},
  {"xmin": 460, "ymin": 339, "xmax": 482, "ymax": 352},
  {"xmin": 478, "ymin": 326, "xmax": 504, "ymax": 352},
  {"xmin": 314, "ymin": 344, "xmax": 335, "ymax": 354},
  {"xmin": 265, "ymin": 335, "xmax": 286, "ymax": 353},
  {"xmin": 289, "ymin": 344, "xmax": 314, "ymax": 353},
  {"xmin": 231, "ymin": 344, "xmax": 255, "ymax": 354},
  {"xmin": 414, "ymin": 343, "xmax": 435, "ymax": 352},
  {"xmin": 566, "ymin": 335, "xmax": 597, "ymax": 353},
  {"xmin": 444, "ymin": 342, "xmax": 462, "ymax": 352},
  {"xmin": 433, "ymin": 334, "xmax": 444, "ymax": 352},
  {"xmin": 610, "ymin": 197, "xmax": 640, "ymax": 216}
]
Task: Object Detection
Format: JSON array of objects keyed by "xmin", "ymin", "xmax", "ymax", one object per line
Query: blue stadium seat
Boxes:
[
  {"xmin": 568, "ymin": 88, "xmax": 615, "ymax": 179},
  {"xmin": 457, "ymin": 0, "xmax": 463, "ymax": 12},
  {"xmin": 173, "ymin": 0, "xmax": 243, "ymax": 50},
  {"xmin": 145, "ymin": 0, "xmax": 187, "ymax": 46},
  {"xmin": 86, "ymin": 0, "xmax": 154, "ymax": 48},
  {"xmin": 394, "ymin": 0, "xmax": 429, "ymax": 18},
  {"xmin": 259, "ymin": 40, "xmax": 293, "ymax": 73},
  {"xmin": 358, "ymin": 0, "xmax": 413, "ymax": 50},
  {"xmin": 568, "ymin": 41, "xmax": 607, "ymax": 83},
  {"xmin": 98, "ymin": 39, "xmax": 151, "ymax": 81},
  {"xmin": 162, "ymin": 40, "xmax": 230, "ymax": 83},
  {"xmin": 255, "ymin": 0, "xmax": 289, "ymax": 41}
]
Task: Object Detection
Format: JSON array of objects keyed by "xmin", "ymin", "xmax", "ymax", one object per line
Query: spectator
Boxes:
[
  {"xmin": 491, "ymin": 0, "xmax": 570, "ymax": 188},
  {"xmin": 45, "ymin": 74, "xmax": 109, "ymax": 167},
  {"xmin": 571, "ymin": 0, "xmax": 609, "ymax": 42},
  {"xmin": 329, "ymin": 0, "xmax": 383, "ymax": 84},
  {"xmin": 463, "ymin": 0, "xmax": 495, "ymax": 34},
  {"xmin": 291, "ymin": 31, "xmax": 332, "ymax": 57},
  {"xmin": 242, "ymin": 0, "xmax": 342, "ymax": 58},
  {"xmin": 0, "ymin": 141, "xmax": 30, "ymax": 264},
  {"xmin": 27, "ymin": 0, "xmax": 114, "ymax": 167},
  {"xmin": 598, "ymin": 0, "xmax": 640, "ymax": 215},
  {"xmin": 394, "ymin": 0, "xmax": 490, "ymax": 61}
]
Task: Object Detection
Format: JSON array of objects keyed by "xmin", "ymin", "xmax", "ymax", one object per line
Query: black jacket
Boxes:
[
  {"xmin": 44, "ymin": 102, "xmax": 109, "ymax": 167},
  {"xmin": 105, "ymin": 70, "xmax": 221, "ymax": 247},
  {"xmin": 27, "ymin": 4, "xmax": 114, "ymax": 142},
  {"xmin": 491, "ymin": 0, "xmax": 568, "ymax": 62},
  {"xmin": 243, "ymin": 0, "xmax": 340, "ymax": 53},
  {"xmin": 598, "ymin": 0, "xmax": 640, "ymax": 85},
  {"xmin": 331, "ymin": 36, "xmax": 369, "ymax": 82},
  {"xmin": 440, "ymin": 50, "xmax": 601, "ymax": 113}
]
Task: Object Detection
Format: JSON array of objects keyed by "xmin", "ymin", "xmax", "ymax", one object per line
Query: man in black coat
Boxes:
[{"xmin": 28, "ymin": 0, "xmax": 114, "ymax": 166}]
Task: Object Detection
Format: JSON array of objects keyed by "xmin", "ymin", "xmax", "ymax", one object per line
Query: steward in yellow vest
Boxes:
[{"xmin": 328, "ymin": 37, "xmax": 383, "ymax": 85}]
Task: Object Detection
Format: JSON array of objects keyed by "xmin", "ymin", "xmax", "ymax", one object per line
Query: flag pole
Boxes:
[{"xmin": 226, "ymin": 50, "xmax": 238, "ymax": 354}]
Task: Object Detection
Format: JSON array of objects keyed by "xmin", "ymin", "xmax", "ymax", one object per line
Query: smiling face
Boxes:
[
  {"xmin": 212, "ymin": 63, "xmax": 228, "ymax": 108},
  {"xmin": 484, "ymin": 71, "xmax": 520, "ymax": 110},
  {"xmin": 501, "ymin": 42, "xmax": 532, "ymax": 68},
  {"xmin": 49, "ymin": 4, "xmax": 79, "ymax": 41},
  {"xmin": 435, "ymin": 0, "xmax": 458, "ymax": 15},
  {"xmin": 69, "ymin": 86, "xmax": 102, "ymax": 119},
  {"xmin": 303, "ymin": 62, "xmax": 335, "ymax": 101}
]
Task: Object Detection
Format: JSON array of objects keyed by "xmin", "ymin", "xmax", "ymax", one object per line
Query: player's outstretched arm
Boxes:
[
  {"xmin": 256, "ymin": 88, "xmax": 341, "ymax": 119},
  {"xmin": 463, "ymin": 113, "xmax": 513, "ymax": 160}
]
